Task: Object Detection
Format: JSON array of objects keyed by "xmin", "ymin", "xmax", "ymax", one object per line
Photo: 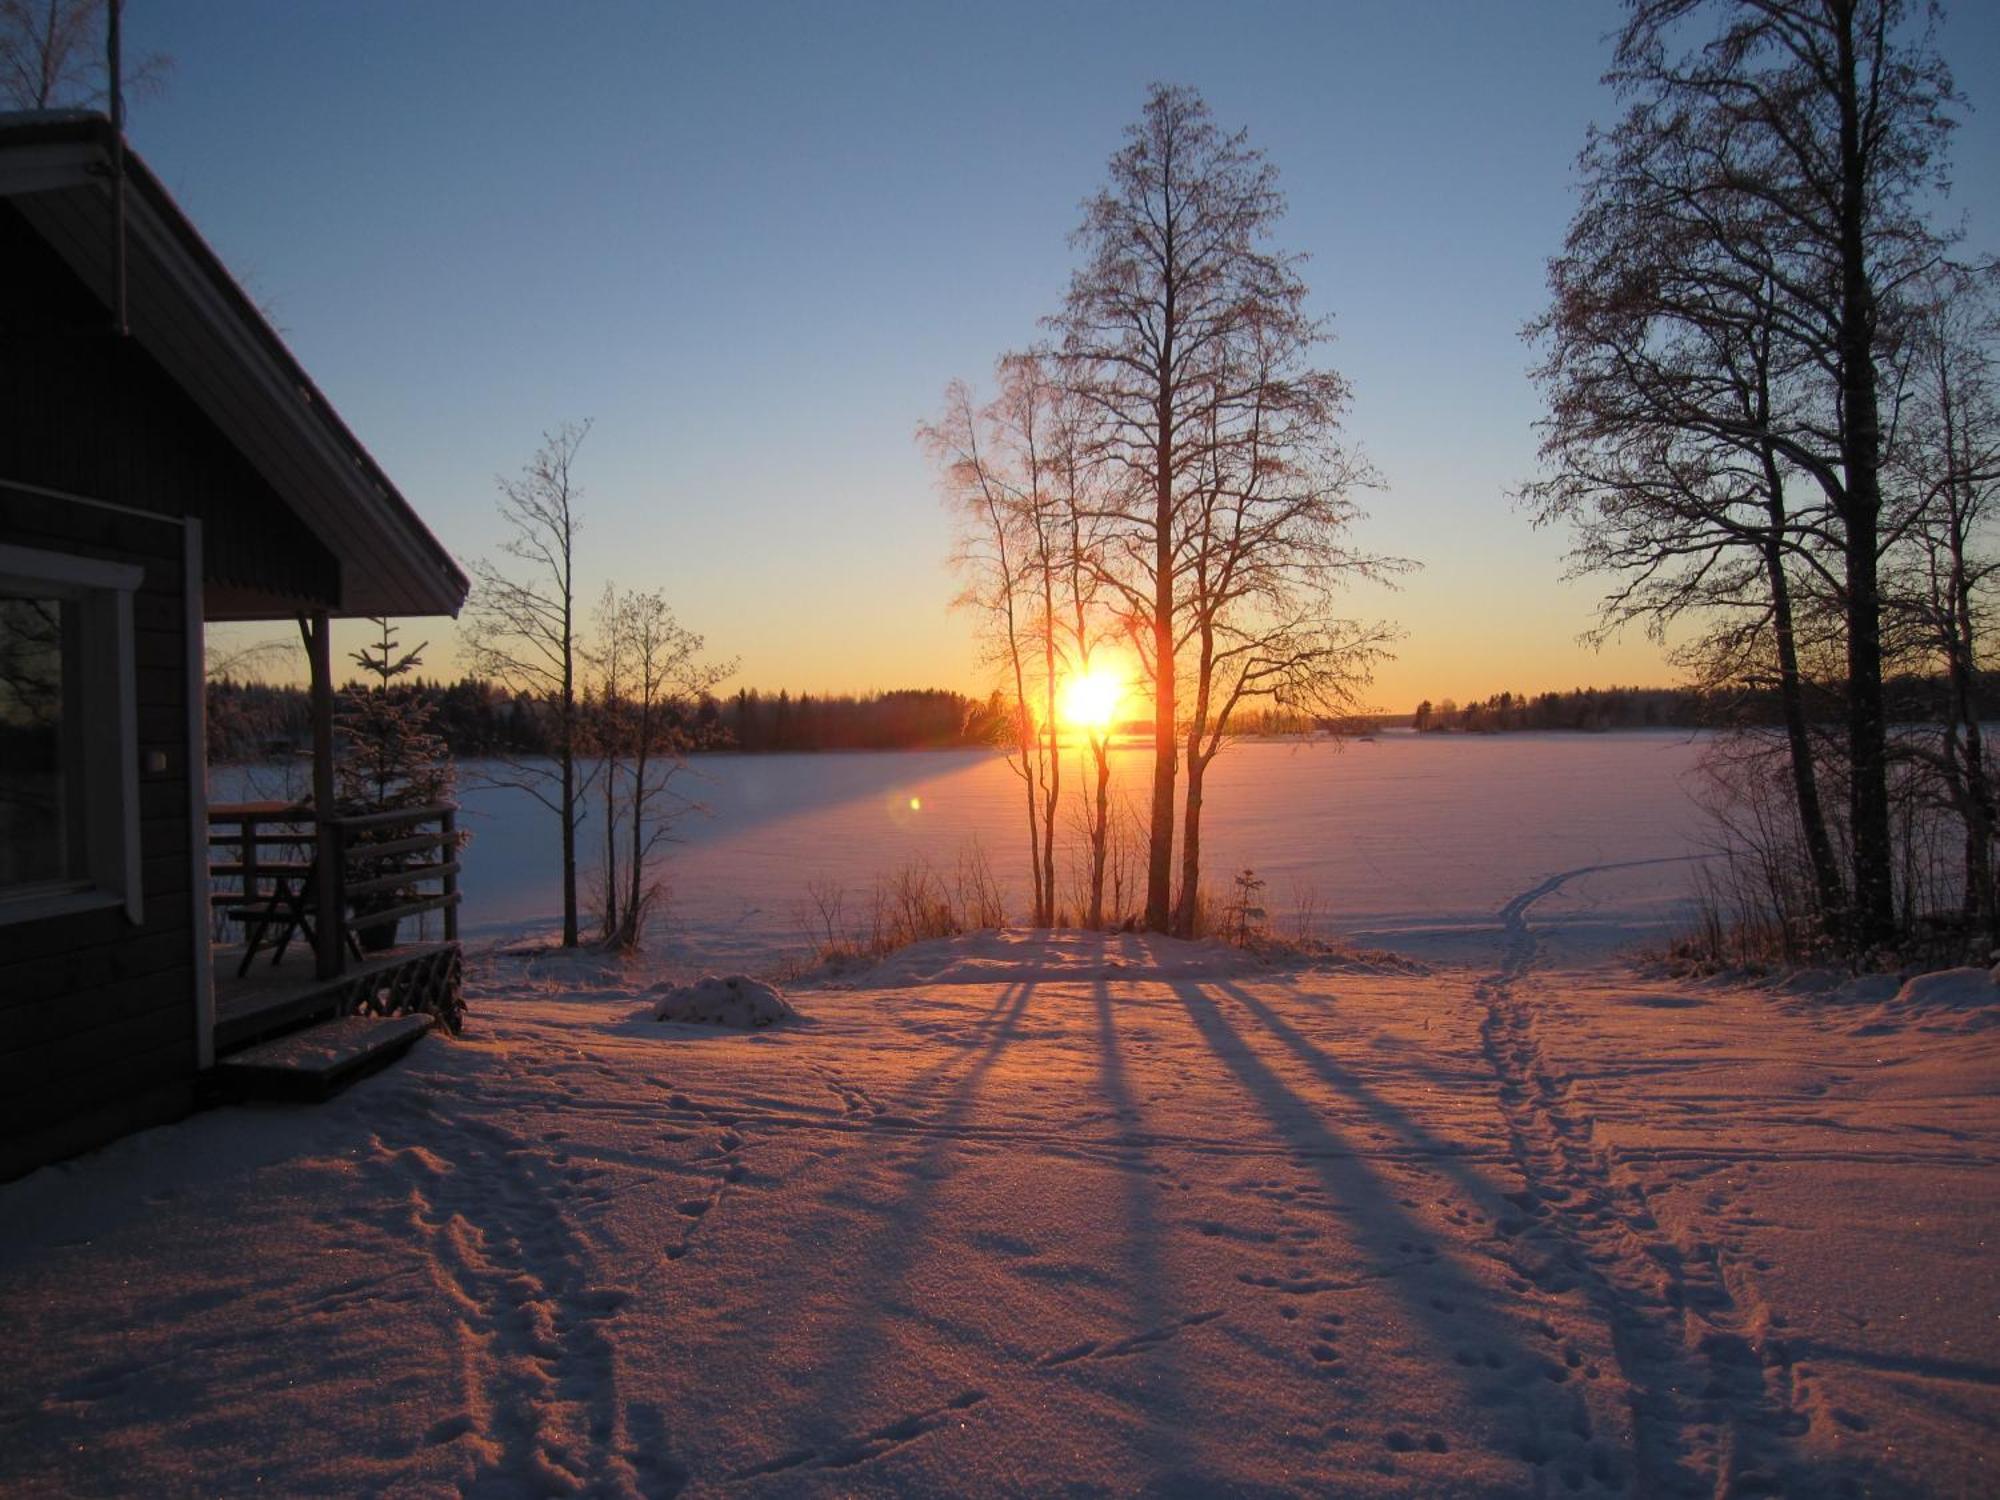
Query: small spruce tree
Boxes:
[{"xmin": 336, "ymin": 619, "xmax": 458, "ymax": 944}]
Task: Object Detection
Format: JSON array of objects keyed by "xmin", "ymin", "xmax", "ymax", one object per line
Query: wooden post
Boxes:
[
  {"xmin": 323, "ymin": 816, "xmax": 347, "ymax": 971},
  {"xmin": 441, "ymin": 805, "xmax": 459, "ymax": 942},
  {"xmin": 242, "ymin": 813, "xmax": 260, "ymax": 911},
  {"xmin": 305, "ymin": 611, "xmax": 342, "ymax": 980}
]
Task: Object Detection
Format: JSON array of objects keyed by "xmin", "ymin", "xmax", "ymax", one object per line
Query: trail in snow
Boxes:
[
  {"xmin": 1491, "ymin": 855, "xmax": 1710, "ymax": 975},
  {"xmin": 1478, "ymin": 859, "xmax": 1802, "ymax": 1497}
]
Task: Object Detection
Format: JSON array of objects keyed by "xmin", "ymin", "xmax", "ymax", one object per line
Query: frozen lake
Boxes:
[{"xmin": 219, "ymin": 731, "xmax": 1716, "ymax": 967}]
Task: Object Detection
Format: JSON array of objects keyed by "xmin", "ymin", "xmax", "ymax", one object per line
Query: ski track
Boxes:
[{"xmin": 1477, "ymin": 859, "xmax": 1803, "ymax": 1499}]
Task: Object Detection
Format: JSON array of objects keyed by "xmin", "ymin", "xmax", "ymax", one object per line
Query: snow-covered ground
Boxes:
[
  {"xmin": 10, "ymin": 738, "xmax": 1992, "ymax": 1494},
  {"xmin": 3, "ymin": 876, "xmax": 1995, "ymax": 1495}
]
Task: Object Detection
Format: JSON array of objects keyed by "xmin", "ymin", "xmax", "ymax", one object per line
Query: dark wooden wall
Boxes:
[
  {"xmin": 0, "ymin": 487, "xmax": 197, "ymax": 1179},
  {"xmin": 0, "ymin": 202, "xmax": 340, "ymax": 608}
]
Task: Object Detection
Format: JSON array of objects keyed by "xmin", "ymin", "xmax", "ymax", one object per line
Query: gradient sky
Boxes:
[{"xmin": 127, "ymin": 1, "xmax": 2000, "ymax": 711}]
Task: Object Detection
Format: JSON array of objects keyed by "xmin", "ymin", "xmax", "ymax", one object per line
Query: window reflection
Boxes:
[{"xmin": 0, "ymin": 595, "xmax": 76, "ymax": 890}]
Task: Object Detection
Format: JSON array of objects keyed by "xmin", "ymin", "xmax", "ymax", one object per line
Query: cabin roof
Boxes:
[{"xmin": 0, "ymin": 110, "xmax": 469, "ymax": 620}]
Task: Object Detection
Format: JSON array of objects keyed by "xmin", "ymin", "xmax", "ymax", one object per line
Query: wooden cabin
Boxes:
[{"xmin": 0, "ymin": 112, "xmax": 470, "ymax": 1179}]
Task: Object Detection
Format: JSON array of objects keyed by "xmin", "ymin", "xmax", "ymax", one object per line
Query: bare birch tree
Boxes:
[
  {"xmin": 1169, "ymin": 323, "xmax": 1400, "ymax": 935},
  {"xmin": 1885, "ymin": 265, "xmax": 2000, "ymax": 946},
  {"xmin": 595, "ymin": 589, "xmax": 733, "ymax": 952},
  {"xmin": 584, "ymin": 582, "xmax": 626, "ymax": 941},
  {"xmin": 463, "ymin": 420, "xmax": 593, "ymax": 948},
  {"xmin": 925, "ymin": 373, "xmax": 1063, "ymax": 925},
  {"xmin": 1046, "ymin": 373, "xmax": 1123, "ymax": 928},
  {"xmin": 1054, "ymin": 85, "xmax": 1293, "ymax": 930},
  {"xmin": 1056, "ymin": 83, "xmax": 1394, "ymax": 934}
]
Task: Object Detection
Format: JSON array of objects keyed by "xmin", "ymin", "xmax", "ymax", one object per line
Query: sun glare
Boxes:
[{"xmin": 1058, "ymin": 666, "xmax": 1124, "ymax": 735}]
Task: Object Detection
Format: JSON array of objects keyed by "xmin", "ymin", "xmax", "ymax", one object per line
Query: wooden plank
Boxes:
[
  {"xmin": 141, "ymin": 848, "xmax": 192, "ymax": 897},
  {"xmin": 0, "ymin": 995, "xmax": 190, "ymax": 1081},
  {"xmin": 0, "ymin": 970, "xmax": 195, "ymax": 1049},
  {"xmin": 0, "ymin": 1012, "xmax": 193, "ymax": 1104},
  {"xmin": 142, "ymin": 813, "xmax": 191, "ymax": 856},
  {"xmin": 139, "ymin": 777, "xmax": 189, "ymax": 823},
  {"xmin": 330, "ymin": 802, "xmax": 456, "ymax": 833},
  {"xmin": 343, "ymin": 860, "xmax": 460, "ymax": 900},
  {"xmin": 0, "ymin": 1076, "xmax": 194, "ymax": 1183},
  {"xmin": 220, "ymin": 1012, "xmax": 429, "ymax": 1075},
  {"xmin": 138, "ymin": 700, "xmax": 186, "ymax": 742},
  {"xmin": 343, "ymin": 830, "xmax": 448, "ymax": 861},
  {"xmin": 134, "ymin": 625, "xmax": 185, "ymax": 671},
  {"xmin": 136, "ymin": 663, "xmax": 184, "ymax": 708},
  {"xmin": 213, "ymin": 1014, "xmax": 431, "ymax": 1101},
  {"xmin": 0, "ymin": 928, "xmax": 188, "ymax": 999},
  {"xmin": 347, "ymin": 891, "xmax": 461, "ymax": 933},
  {"xmin": 2, "ymin": 1037, "xmax": 195, "ymax": 1129}
]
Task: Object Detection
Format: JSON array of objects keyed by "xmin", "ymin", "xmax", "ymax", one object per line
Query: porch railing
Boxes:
[{"xmin": 317, "ymin": 802, "xmax": 461, "ymax": 978}]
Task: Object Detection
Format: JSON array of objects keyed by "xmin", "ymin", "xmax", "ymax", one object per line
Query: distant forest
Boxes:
[
  {"xmin": 1409, "ymin": 676, "xmax": 2000, "ymax": 734},
  {"xmin": 206, "ymin": 678, "xmax": 1013, "ymax": 762},
  {"xmin": 208, "ymin": 673, "xmax": 2000, "ymax": 763}
]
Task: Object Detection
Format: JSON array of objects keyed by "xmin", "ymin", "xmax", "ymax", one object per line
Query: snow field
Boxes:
[{"xmin": 1, "ymin": 914, "xmax": 1993, "ymax": 1496}]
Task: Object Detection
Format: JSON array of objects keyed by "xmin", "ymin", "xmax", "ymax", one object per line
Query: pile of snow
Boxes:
[
  {"xmin": 650, "ymin": 973, "xmax": 797, "ymax": 1028},
  {"xmin": 1876, "ymin": 965, "xmax": 2000, "ymax": 1031},
  {"xmin": 1795, "ymin": 965, "xmax": 2000, "ymax": 1037}
]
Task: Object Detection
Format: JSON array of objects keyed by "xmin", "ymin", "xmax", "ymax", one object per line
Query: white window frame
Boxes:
[{"xmin": 0, "ymin": 541, "xmax": 144, "ymax": 925}]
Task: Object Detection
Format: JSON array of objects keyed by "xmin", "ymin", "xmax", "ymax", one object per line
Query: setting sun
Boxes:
[{"xmin": 1057, "ymin": 666, "xmax": 1124, "ymax": 735}]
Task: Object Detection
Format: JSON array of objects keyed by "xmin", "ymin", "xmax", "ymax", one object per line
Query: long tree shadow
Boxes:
[
  {"xmin": 1168, "ymin": 977, "xmax": 1609, "ymax": 1485},
  {"xmin": 1209, "ymin": 974, "xmax": 1823, "ymax": 1498},
  {"xmin": 731, "ymin": 976, "xmax": 1040, "ymax": 1479},
  {"xmin": 1086, "ymin": 977, "xmax": 1203, "ymax": 1486}
]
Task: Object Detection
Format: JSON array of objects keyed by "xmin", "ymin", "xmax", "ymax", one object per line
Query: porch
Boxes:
[
  {"xmin": 207, "ymin": 794, "xmax": 466, "ymax": 1055},
  {"xmin": 212, "ymin": 938, "xmax": 463, "ymax": 1053}
]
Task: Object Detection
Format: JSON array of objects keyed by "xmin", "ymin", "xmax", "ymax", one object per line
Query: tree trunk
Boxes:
[
  {"xmin": 623, "ymin": 742, "xmax": 648, "ymax": 950},
  {"xmin": 1018, "ymin": 703, "xmax": 1047, "ymax": 926},
  {"xmin": 602, "ymin": 751, "xmax": 619, "ymax": 940},
  {"xmin": 1041, "ymin": 592, "xmax": 1060, "ymax": 927},
  {"xmin": 1764, "ymin": 539, "xmax": 1844, "ymax": 931},
  {"xmin": 1175, "ymin": 753, "xmax": 1208, "ymax": 939},
  {"xmin": 1834, "ymin": 14, "xmax": 1894, "ymax": 949},
  {"xmin": 1144, "ymin": 430, "xmax": 1176, "ymax": 931},
  {"xmin": 1173, "ymin": 619, "xmax": 1217, "ymax": 936},
  {"xmin": 560, "ymin": 736, "xmax": 579, "ymax": 947},
  {"xmin": 1087, "ymin": 738, "xmax": 1111, "ymax": 929},
  {"xmin": 1843, "ymin": 518, "xmax": 1893, "ymax": 946},
  {"xmin": 1949, "ymin": 522, "xmax": 1996, "ymax": 950}
]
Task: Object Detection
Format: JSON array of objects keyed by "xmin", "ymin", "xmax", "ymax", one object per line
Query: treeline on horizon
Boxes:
[
  {"xmin": 210, "ymin": 671, "xmax": 2000, "ymax": 762},
  {"xmin": 1409, "ymin": 675, "xmax": 2000, "ymax": 735},
  {"xmin": 205, "ymin": 677, "xmax": 1013, "ymax": 762}
]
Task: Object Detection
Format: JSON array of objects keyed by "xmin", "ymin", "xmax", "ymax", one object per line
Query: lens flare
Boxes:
[{"xmin": 1058, "ymin": 667, "xmax": 1123, "ymax": 735}]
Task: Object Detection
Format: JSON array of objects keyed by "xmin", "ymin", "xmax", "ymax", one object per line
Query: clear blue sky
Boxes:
[{"xmin": 130, "ymin": 1, "xmax": 2000, "ymax": 709}]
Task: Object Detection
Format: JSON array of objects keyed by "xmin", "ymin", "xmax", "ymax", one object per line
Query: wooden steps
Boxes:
[
  {"xmin": 212, "ymin": 941, "xmax": 456, "ymax": 1053},
  {"xmin": 211, "ymin": 1013, "xmax": 432, "ymax": 1101}
]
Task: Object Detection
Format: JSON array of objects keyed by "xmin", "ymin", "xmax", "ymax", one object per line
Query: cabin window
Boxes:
[{"xmin": 0, "ymin": 544, "xmax": 143, "ymax": 923}]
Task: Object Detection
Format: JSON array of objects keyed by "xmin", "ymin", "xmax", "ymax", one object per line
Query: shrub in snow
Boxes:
[{"xmin": 652, "ymin": 974, "xmax": 796, "ymax": 1028}]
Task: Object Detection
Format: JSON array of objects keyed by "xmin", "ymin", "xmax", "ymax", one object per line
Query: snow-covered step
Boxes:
[{"xmin": 211, "ymin": 1013, "xmax": 433, "ymax": 1100}]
